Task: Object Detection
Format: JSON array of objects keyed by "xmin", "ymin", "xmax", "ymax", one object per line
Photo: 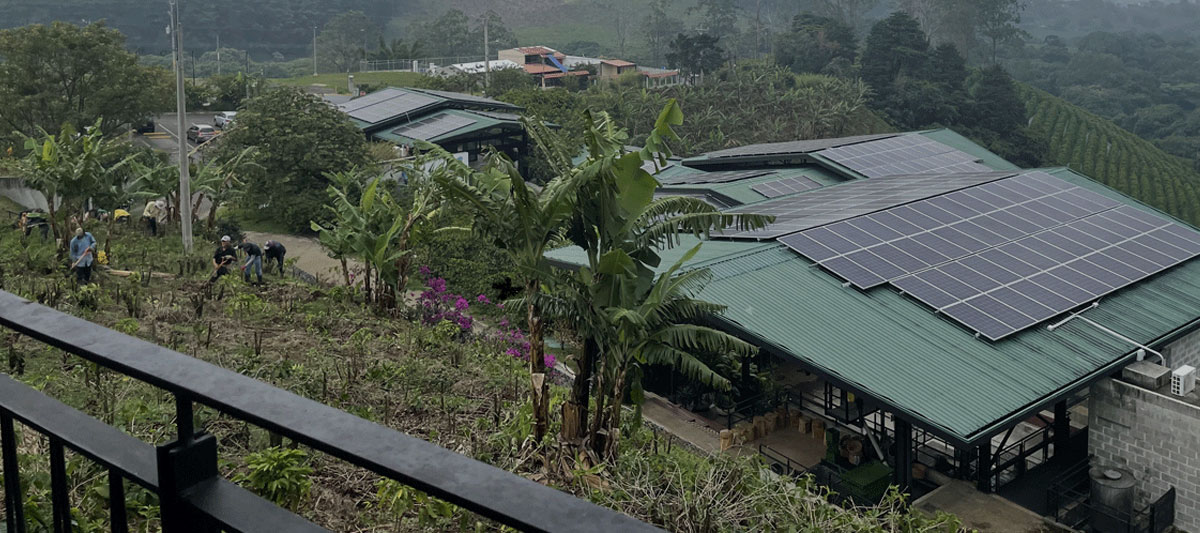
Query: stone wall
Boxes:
[
  {"xmin": 1089, "ymin": 377, "xmax": 1200, "ymax": 532},
  {"xmin": 1165, "ymin": 327, "xmax": 1200, "ymax": 370}
]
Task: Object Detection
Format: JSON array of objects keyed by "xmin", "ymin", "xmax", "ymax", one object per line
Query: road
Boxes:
[{"xmin": 132, "ymin": 113, "xmax": 219, "ymax": 164}]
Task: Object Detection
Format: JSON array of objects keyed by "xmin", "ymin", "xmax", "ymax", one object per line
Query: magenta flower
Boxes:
[{"xmin": 476, "ymin": 294, "xmax": 491, "ymax": 304}]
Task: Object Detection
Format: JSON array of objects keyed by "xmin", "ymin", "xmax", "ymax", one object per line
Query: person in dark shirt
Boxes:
[
  {"xmin": 211, "ymin": 235, "xmax": 238, "ymax": 282},
  {"xmin": 239, "ymin": 237, "xmax": 264, "ymax": 285},
  {"xmin": 264, "ymin": 240, "xmax": 287, "ymax": 276}
]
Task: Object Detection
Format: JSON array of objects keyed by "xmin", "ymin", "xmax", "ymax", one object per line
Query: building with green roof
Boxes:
[
  {"xmin": 338, "ymin": 87, "xmax": 530, "ymax": 166},
  {"xmin": 547, "ymin": 129, "xmax": 1200, "ymax": 507}
]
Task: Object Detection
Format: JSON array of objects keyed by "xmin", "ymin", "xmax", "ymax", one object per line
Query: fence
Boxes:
[
  {"xmin": 0, "ymin": 290, "xmax": 661, "ymax": 533},
  {"xmin": 359, "ymin": 57, "xmax": 485, "ymax": 74},
  {"xmin": 1046, "ymin": 457, "xmax": 1175, "ymax": 533}
]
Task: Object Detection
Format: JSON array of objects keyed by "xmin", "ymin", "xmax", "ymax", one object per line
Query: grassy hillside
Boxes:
[{"xmin": 1021, "ymin": 85, "xmax": 1200, "ymax": 226}]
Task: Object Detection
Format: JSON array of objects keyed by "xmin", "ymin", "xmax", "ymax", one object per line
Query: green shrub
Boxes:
[{"xmin": 234, "ymin": 447, "xmax": 313, "ymax": 509}]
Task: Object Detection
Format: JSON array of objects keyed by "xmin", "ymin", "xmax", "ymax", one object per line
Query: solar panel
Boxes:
[
  {"xmin": 391, "ymin": 114, "xmax": 477, "ymax": 141},
  {"xmin": 723, "ymin": 171, "xmax": 1015, "ymax": 239},
  {"xmin": 408, "ymin": 88, "xmax": 516, "ymax": 108},
  {"xmin": 750, "ymin": 176, "xmax": 823, "ymax": 198},
  {"xmin": 344, "ymin": 92, "xmax": 440, "ymax": 124},
  {"xmin": 818, "ymin": 135, "xmax": 992, "ymax": 178},
  {"xmin": 892, "ymin": 205, "xmax": 1200, "ymax": 340},
  {"xmin": 701, "ymin": 133, "xmax": 900, "ymax": 160},
  {"xmin": 781, "ymin": 171, "xmax": 1124, "ymax": 288},
  {"xmin": 339, "ymin": 88, "xmax": 409, "ymax": 112}
]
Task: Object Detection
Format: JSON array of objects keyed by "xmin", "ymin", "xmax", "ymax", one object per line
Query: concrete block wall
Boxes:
[
  {"xmin": 1090, "ymin": 377, "xmax": 1200, "ymax": 532},
  {"xmin": 1165, "ymin": 327, "xmax": 1200, "ymax": 370}
]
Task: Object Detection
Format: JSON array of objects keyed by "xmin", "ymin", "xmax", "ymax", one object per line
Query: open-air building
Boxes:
[
  {"xmin": 550, "ymin": 130, "xmax": 1200, "ymax": 532},
  {"xmin": 337, "ymin": 87, "xmax": 530, "ymax": 166}
]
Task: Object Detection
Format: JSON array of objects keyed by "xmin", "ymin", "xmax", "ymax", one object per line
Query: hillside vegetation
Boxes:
[{"xmin": 1021, "ymin": 85, "xmax": 1200, "ymax": 225}]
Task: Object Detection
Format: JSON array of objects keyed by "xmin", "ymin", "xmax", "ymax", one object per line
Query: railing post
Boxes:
[
  {"xmin": 2, "ymin": 413, "xmax": 26, "ymax": 533},
  {"xmin": 49, "ymin": 438, "xmax": 70, "ymax": 533},
  {"xmin": 157, "ymin": 395, "xmax": 217, "ymax": 533},
  {"xmin": 109, "ymin": 468, "xmax": 128, "ymax": 533}
]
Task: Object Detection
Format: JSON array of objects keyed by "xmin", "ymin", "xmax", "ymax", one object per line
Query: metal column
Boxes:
[
  {"xmin": 976, "ymin": 441, "xmax": 992, "ymax": 492},
  {"xmin": 893, "ymin": 418, "xmax": 913, "ymax": 492},
  {"xmin": 1053, "ymin": 400, "xmax": 1071, "ymax": 462}
]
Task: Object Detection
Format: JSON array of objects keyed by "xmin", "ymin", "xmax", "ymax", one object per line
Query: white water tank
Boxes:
[
  {"xmin": 1172, "ymin": 365, "xmax": 1196, "ymax": 396},
  {"xmin": 1090, "ymin": 467, "xmax": 1135, "ymax": 533}
]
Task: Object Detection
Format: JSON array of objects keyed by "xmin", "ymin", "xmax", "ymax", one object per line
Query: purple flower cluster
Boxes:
[
  {"xmin": 418, "ymin": 276, "xmax": 474, "ymax": 332},
  {"xmin": 418, "ymin": 266, "xmax": 558, "ymax": 372}
]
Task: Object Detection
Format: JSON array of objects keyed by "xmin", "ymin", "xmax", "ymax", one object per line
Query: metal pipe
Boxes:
[{"xmin": 1047, "ymin": 301, "xmax": 1169, "ymax": 367}]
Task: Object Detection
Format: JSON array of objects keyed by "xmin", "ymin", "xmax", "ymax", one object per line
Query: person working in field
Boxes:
[
  {"xmin": 210, "ymin": 235, "xmax": 238, "ymax": 281},
  {"xmin": 239, "ymin": 237, "xmax": 264, "ymax": 285},
  {"xmin": 264, "ymin": 240, "xmax": 286, "ymax": 276},
  {"xmin": 68, "ymin": 227, "xmax": 97, "ymax": 284},
  {"xmin": 142, "ymin": 200, "xmax": 166, "ymax": 236}
]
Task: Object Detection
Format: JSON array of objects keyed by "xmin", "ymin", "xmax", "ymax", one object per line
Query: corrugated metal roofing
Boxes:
[
  {"xmin": 546, "ymin": 161, "xmax": 1200, "ymax": 443},
  {"xmin": 370, "ymin": 109, "xmax": 521, "ymax": 145}
]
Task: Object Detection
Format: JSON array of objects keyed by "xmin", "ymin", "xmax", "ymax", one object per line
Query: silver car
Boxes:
[{"xmin": 213, "ymin": 111, "xmax": 238, "ymax": 129}]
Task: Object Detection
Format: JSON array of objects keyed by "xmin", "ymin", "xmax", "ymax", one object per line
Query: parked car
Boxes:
[
  {"xmin": 133, "ymin": 118, "xmax": 155, "ymax": 134},
  {"xmin": 213, "ymin": 111, "xmax": 237, "ymax": 129},
  {"xmin": 186, "ymin": 124, "xmax": 218, "ymax": 143}
]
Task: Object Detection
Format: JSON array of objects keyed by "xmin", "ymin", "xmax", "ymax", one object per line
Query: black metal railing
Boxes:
[
  {"xmin": 1046, "ymin": 457, "xmax": 1175, "ymax": 533},
  {"xmin": 990, "ymin": 425, "xmax": 1053, "ymax": 490},
  {"xmin": 0, "ymin": 290, "xmax": 662, "ymax": 533}
]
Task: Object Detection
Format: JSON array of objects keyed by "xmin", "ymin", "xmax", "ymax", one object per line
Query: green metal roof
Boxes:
[
  {"xmin": 658, "ymin": 167, "xmax": 849, "ymax": 205},
  {"xmin": 547, "ymin": 161, "xmax": 1200, "ymax": 444},
  {"xmin": 370, "ymin": 109, "xmax": 522, "ymax": 145}
]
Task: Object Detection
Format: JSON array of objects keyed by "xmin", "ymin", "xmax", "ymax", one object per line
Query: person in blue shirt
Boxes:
[{"xmin": 68, "ymin": 227, "xmax": 97, "ymax": 284}]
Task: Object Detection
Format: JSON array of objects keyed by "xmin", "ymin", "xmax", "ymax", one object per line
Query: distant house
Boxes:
[
  {"xmin": 598, "ymin": 59, "xmax": 637, "ymax": 79},
  {"xmin": 337, "ymin": 87, "xmax": 530, "ymax": 166},
  {"xmin": 496, "ymin": 46, "xmax": 588, "ymax": 88}
]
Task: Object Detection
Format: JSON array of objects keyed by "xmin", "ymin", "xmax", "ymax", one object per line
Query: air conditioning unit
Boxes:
[{"xmin": 1171, "ymin": 365, "xmax": 1196, "ymax": 397}]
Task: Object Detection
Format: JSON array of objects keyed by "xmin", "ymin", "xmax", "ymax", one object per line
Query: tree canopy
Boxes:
[
  {"xmin": 211, "ymin": 88, "xmax": 369, "ymax": 233},
  {"xmin": 0, "ymin": 22, "xmax": 169, "ymax": 150}
]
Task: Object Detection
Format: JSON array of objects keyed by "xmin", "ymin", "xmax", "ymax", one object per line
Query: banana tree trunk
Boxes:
[
  {"xmin": 604, "ymin": 363, "xmax": 630, "ymax": 459},
  {"xmin": 526, "ymin": 280, "xmax": 549, "ymax": 445},
  {"xmin": 339, "ymin": 257, "xmax": 350, "ymax": 287},
  {"xmin": 562, "ymin": 337, "xmax": 596, "ymax": 442}
]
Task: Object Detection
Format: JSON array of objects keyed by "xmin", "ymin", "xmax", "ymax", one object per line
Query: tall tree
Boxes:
[
  {"xmin": 975, "ymin": 0, "xmax": 1026, "ymax": 64},
  {"xmin": 805, "ymin": 0, "xmax": 880, "ymax": 34},
  {"xmin": 317, "ymin": 11, "xmax": 379, "ymax": 73},
  {"xmin": 212, "ymin": 88, "xmax": 369, "ymax": 233},
  {"xmin": 860, "ymin": 12, "xmax": 930, "ymax": 103},
  {"xmin": 0, "ymin": 22, "xmax": 168, "ymax": 147},
  {"xmin": 774, "ymin": 13, "xmax": 858, "ymax": 74},
  {"xmin": 666, "ymin": 33, "xmax": 726, "ymax": 76},
  {"xmin": 969, "ymin": 64, "xmax": 1026, "ymax": 135},
  {"xmin": 691, "ymin": 0, "xmax": 740, "ymax": 51},
  {"xmin": 642, "ymin": 0, "xmax": 685, "ymax": 65}
]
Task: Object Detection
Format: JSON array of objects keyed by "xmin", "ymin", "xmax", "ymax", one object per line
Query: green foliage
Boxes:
[
  {"xmin": 234, "ymin": 447, "xmax": 313, "ymax": 510},
  {"xmin": 1020, "ymin": 84, "xmax": 1200, "ymax": 226},
  {"xmin": 406, "ymin": 9, "xmax": 517, "ymax": 60},
  {"xmin": 317, "ymin": 11, "xmax": 378, "ymax": 73},
  {"xmin": 666, "ymin": 33, "xmax": 726, "ymax": 76},
  {"xmin": 212, "ymin": 87, "xmax": 369, "ymax": 233},
  {"xmin": 0, "ymin": 21, "xmax": 169, "ymax": 150},
  {"xmin": 774, "ymin": 13, "xmax": 858, "ymax": 76}
]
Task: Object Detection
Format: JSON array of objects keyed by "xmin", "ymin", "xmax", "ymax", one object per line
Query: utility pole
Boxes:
[
  {"xmin": 216, "ymin": 33, "xmax": 220, "ymax": 75},
  {"xmin": 169, "ymin": 0, "xmax": 193, "ymax": 253},
  {"xmin": 312, "ymin": 26, "xmax": 318, "ymax": 76},
  {"xmin": 245, "ymin": 51, "xmax": 250, "ymax": 100},
  {"xmin": 483, "ymin": 16, "xmax": 490, "ymax": 94}
]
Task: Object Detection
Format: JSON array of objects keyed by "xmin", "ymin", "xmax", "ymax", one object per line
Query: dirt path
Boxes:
[{"xmin": 243, "ymin": 231, "xmax": 359, "ymax": 284}]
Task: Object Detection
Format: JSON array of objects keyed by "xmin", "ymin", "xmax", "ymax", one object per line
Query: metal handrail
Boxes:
[{"xmin": 0, "ymin": 290, "xmax": 661, "ymax": 532}]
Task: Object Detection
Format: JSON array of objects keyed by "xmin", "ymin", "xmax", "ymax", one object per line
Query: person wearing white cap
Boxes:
[
  {"xmin": 210, "ymin": 235, "xmax": 238, "ymax": 281},
  {"xmin": 142, "ymin": 199, "xmax": 167, "ymax": 236}
]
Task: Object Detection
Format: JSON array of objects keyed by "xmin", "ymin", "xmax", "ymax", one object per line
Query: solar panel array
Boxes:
[
  {"xmin": 409, "ymin": 88, "xmax": 515, "ymax": 108},
  {"xmin": 700, "ymin": 133, "xmax": 899, "ymax": 160},
  {"xmin": 894, "ymin": 205, "xmax": 1200, "ymax": 340},
  {"xmin": 392, "ymin": 114, "xmax": 476, "ymax": 141},
  {"xmin": 654, "ymin": 190, "xmax": 742, "ymax": 209},
  {"xmin": 818, "ymin": 135, "xmax": 991, "ymax": 178},
  {"xmin": 750, "ymin": 176, "xmax": 823, "ymax": 198},
  {"xmin": 659, "ymin": 170, "xmax": 776, "ymax": 185},
  {"xmin": 724, "ymin": 172, "xmax": 1015, "ymax": 239},
  {"xmin": 780, "ymin": 171, "xmax": 1122, "ymax": 288},
  {"xmin": 344, "ymin": 91, "xmax": 440, "ymax": 124}
]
